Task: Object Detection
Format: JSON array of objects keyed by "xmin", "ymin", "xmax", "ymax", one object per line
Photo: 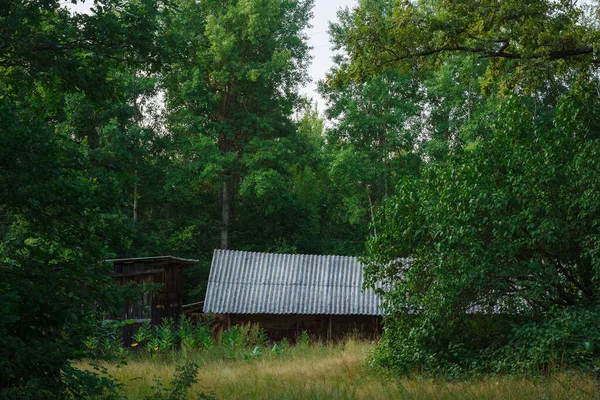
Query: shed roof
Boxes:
[
  {"xmin": 107, "ymin": 256, "xmax": 198, "ymax": 265},
  {"xmin": 203, "ymin": 250, "xmax": 384, "ymax": 316}
]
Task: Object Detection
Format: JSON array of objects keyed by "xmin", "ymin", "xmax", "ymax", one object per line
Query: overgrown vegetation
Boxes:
[
  {"xmin": 79, "ymin": 321, "xmax": 325, "ymax": 398},
  {"xmin": 3, "ymin": 0, "xmax": 600, "ymax": 395},
  {"xmin": 329, "ymin": 0, "xmax": 600, "ymax": 376},
  {"xmin": 85, "ymin": 336, "xmax": 596, "ymax": 399},
  {"xmin": 85, "ymin": 318, "xmax": 297, "ymax": 362}
]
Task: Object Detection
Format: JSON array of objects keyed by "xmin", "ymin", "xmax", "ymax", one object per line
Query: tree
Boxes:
[
  {"xmin": 162, "ymin": 0, "xmax": 313, "ymax": 250},
  {"xmin": 326, "ymin": 0, "xmax": 600, "ymax": 374},
  {"xmin": 329, "ymin": 0, "xmax": 600, "ymax": 86},
  {"xmin": 0, "ymin": 1, "xmax": 166, "ymax": 396},
  {"xmin": 321, "ymin": 70, "xmax": 421, "ymax": 200},
  {"xmin": 321, "ymin": 24, "xmax": 493, "ymax": 252},
  {"xmin": 365, "ymin": 76, "xmax": 600, "ymax": 373}
]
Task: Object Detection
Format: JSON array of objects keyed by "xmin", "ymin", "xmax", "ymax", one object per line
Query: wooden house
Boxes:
[
  {"xmin": 108, "ymin": 256, "xmax": 197, "ymax": 345},
  {"xmin": 202, "ymin": 250, "xmax": 385, "ymax": 340}
]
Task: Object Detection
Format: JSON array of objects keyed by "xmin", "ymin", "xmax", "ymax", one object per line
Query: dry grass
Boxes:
[{"xmin": 82, "ymin": 339, "xmax": 596, "ymax": 399}]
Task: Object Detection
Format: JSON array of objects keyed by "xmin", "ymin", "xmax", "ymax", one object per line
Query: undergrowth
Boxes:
[{"xmin": 79, "ymin": 328, "xmax": 598, "ymax": 400}]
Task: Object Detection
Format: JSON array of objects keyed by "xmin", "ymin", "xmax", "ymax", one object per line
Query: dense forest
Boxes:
[{"xmin": 1, "ymin": 0, "xmax": 600, "ymax": 397}]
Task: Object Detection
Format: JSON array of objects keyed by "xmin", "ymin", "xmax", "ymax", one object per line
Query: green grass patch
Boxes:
[{"xmin": 79, "ymin": 337, "xmax": 596, "ymax": 399}]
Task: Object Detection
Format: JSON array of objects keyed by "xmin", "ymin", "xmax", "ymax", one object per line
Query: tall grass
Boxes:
[{"xmin": 81, "ymin": 336, "xmax": 596, "ymax": 399}]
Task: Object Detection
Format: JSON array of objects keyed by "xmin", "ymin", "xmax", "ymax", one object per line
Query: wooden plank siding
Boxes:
[
  {"xmin": 107, "ymin": 256, "xmax": 197, "ymax": 346},
  {"xmin": 210, "ymin": 313, "xmax": 382, "ymax": 341}
]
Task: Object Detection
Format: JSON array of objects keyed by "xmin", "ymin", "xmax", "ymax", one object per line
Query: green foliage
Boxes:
[
  {"xmin": 157, "ymin": 319, "xmax": 178, "ymax": 353},
  {"xmin": 146, "ymin": 362, "xmax": 216, "ymax": 400},
  {"xmin": 238, "ymin": 322, "xmax": 267, "ymax": 348},
  {"xmin": 270, "ymin": 340, "xmax": 288, "ymax": 356},
  {"xmin": 162, "ymin": 0, "xmax": 314, "ymax": 251},
  {"xmin": 316, "ymin": 0, "xmax": 600, "ymax": 377},
  {"xmin": 498, "ymin": 307, "xmax": 600, "ymax": 373},
  {"xmin": 130, "ymin": 317, "xmax": 215, "ymax": 355},
  {"xmin": 133, "ymin": 321, "xmax": 154, "ymax": 348},
  {"xmin": 329, "ymin": 0, "xmax": 600, "ymax": 88},
  {"xmin": 62, "ymin": 364, "xmax": 123, "ymax": 400},
  {"xmin": 178, "ymin": 316, "xmax": 196, "ymax": 351},
  {"xmin": 243, "ymin": 346, "xmax": 263, "ymax": 361},
  {"xmin": 176, "ymin": 316, "xmax": 214, "ymax": 352},
  {"xmin": 85, "ymin": 320, "xmax": 134, "ymax": 360},
  {"xmin": 298, "ymin": 330, "xmax": 310, "ymax": 349},
  {"xmin": 220, "ymin": 326, "xmax": 241, "ymax": 358},
  {"xmin": 16, "ymin": 0, "xmax": 600, "ymax": 390},
  {"xmin": 1, "ymin": 0, "xmax": 387, "ymax": 395},
  {"xmin": 195, "ymin": 324, "xmax": 215, "ymax": 351},
  {"xmin": 126, "ymin": 319, "xmax": 305, "ymax": 365},
  {"xmin": 364, "ymin": 72, "xmax": 600, "ymax": 375},
  {"xmin": 0, "ymin": 0, "xmax": 168, "ymax": 396}
]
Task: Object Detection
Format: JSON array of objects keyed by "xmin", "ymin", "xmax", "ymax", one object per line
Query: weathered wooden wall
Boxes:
[
  {"xmin": 110, "ymin": 258, "xmax": 190, "ymax": 346},
  {"xmin": 212, "ymin": 314, "xmax": 382, "ymax": 341}
]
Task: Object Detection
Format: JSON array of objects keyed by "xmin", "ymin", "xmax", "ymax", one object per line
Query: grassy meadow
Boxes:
[{"xmin": 82, "ymin": 338, "xmax": 597, "ymax": 400}]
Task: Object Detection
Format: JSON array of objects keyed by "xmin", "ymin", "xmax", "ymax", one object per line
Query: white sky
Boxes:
[
  {"xmin": 65, "ymin": 1, "xmax": 356, "ymax": 113},
  {"xmin": 300, "ymin": 0, "xmax": 357, "ymax": 112}
]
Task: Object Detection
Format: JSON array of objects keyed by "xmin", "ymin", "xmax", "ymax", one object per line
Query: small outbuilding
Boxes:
[
  {"xmin": 203, "ymin": 250, "xmax": 384, "ymax": 340},
  {"xmin": 108, "ymin": 256, "xmax": 197, "ymax": 345}
]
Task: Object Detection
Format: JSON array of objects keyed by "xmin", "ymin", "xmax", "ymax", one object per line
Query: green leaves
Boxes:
[
  {"xmin": 162, "ymin": 0, "xmax": 314, "ymax": 250},
  {"xmin": 364, "ymin": 76, "xmax": 600, "ymax": 373},
  {"xmin": 326, "ymin": 0, "xmax": 600, "ymax": 375},
  {"xmin": 0, "ymin": 0, "xmax": 170, "ymax": 396},
  {"xmin": 329, "ymin": 0, "xmax": 600, "ymax": 93}
]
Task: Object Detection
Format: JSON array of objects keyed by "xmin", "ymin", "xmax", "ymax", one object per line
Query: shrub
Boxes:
[
  {"xmin": 130, "ymin": 316, "xmax": 215, "ymax": 355},
  {"xmin": 220, "ymin": 326, "xmax": 241, "ymax": 358},
  {"xmin": 132, "ymin": 320, "xmax": 154, "ymax": 348},
  {"xmin": 298, "ymin": 330, "xmax": 310, "ymax": 348},
  {"xmin": 178, "ymin": 316, "xmax": 196, "ymax": 350},
  {"xmin": 157, "ymin": 319, "xmax": 178, "ymax": 352},
  {"xmin": 85, "ymin": 320, "xmax": 132, "ymax": 359},
  {"xmin": 193, "ymin": 322, "xmax": 214, "ymax": 351},
  {"xmin": 145, "ymin": 362, "xmax": 216, "ymax": 400},
  {"xmin": 238, "ymin": 322, "xmax": 267, "ymax": 348}
]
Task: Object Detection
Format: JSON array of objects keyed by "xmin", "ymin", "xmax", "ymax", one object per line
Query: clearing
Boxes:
[{"xmin": 85, "ymin": 339, "xmax": 595, "ymax": 399}]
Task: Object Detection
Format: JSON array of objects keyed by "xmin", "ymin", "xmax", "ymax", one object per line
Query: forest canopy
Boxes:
[{"xmin": 1, "ymin": 0, "xmax": 600, "ymax": 396}]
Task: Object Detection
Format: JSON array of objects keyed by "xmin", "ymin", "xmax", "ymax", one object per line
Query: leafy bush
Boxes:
[
  {"xmin": 298, "ymin": 330, "xmax": 310, "ymax": 348},
  {"xmin": 177, "ymin": 316, "xmax": 214, "ymax": 352},
  {"xmin": 220, "ymin": 326, "xmax": 241, "ymax": 358},
  {"xmin": 145, "ymin": 362, "xmax": 216, "ymax": 400},
  {"xmin": 157, "ymin": 319, "xmax": 177, "ymax": 352},
  {"xmin": 238, "ymin": 322, "xmax": 267, "ymax": 348},
  {"xmin": 496, "ymin": 307, "xmax": 600, "ymax": 374},
  {"xmin": 243, "ymin": 346, "xmax": 263, "ymax": 360},
  {"xmin": 133, "ymin": 320, "xmax": 154, "ymax": 347},
  {"xmin": 178, "ymin": 316, "xmax": 196, "ymax": 350},
  {"xmin": 126, "ymin": 318, "xmax": 304, "ymax": 365},
  {"xmin": 271, "ymin": 339, "xmax": 289, "ymax": 356},
  {"xmin": 130, "ymin": 316, "xmax": 214, "ymax": 356},
  {"xmin": 85, "ymin": 320, "xmax": 132, "ymax": 359},
  {"xmin": 193, "ymin": 322, "xmax": 214, "ymax": 351},
  {"xmin": 364, "ymin": 77, "xmax": 600, "ymax": 376}
]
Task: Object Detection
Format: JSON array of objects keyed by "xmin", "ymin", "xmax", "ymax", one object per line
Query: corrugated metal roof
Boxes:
[
  {"xmin": 203, "ymin": 250, "xmax": 384, "ymax": 315},
  {"xmin": 106, "ymin": 256, "xmax": 198, "ymax": 265}
]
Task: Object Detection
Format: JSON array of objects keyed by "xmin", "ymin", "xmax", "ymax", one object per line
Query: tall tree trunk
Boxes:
[
  {"xmin": 220, "ymin": 179, "xmax": 230, "ymax": 249},
  {"xmin": 217, "ymin": 87, "xmax": 235, "ymax": 250},
  {"xmin": 467, "ymin": 80, "xmax": 472, "ymax": 122},
  {"xmin": 368, "ymin": 190, "xmax": 377, "ymax": 239},
  {"xmin": 133, "ymin": 165, "xmax": 138, "ymax": 223}
]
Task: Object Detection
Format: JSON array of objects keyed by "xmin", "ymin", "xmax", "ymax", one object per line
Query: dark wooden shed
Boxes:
[
  {"xmin": 108, "ymin": 256, "xmax": 197, "ymax": 345},
  {"xmin": 203, "ymin": 250, "xmax": 386, "ymax": 341}
]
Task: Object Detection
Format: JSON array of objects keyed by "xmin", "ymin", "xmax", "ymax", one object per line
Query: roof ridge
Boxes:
[{"xmin": 214, "ymin": 249, "xmax": 360, "ymax": 259}]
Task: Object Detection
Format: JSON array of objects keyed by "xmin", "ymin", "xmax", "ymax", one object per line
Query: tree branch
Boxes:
[{"xmin": 390, "ymin": 45, "xmax": 599, "ymax": 64}]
